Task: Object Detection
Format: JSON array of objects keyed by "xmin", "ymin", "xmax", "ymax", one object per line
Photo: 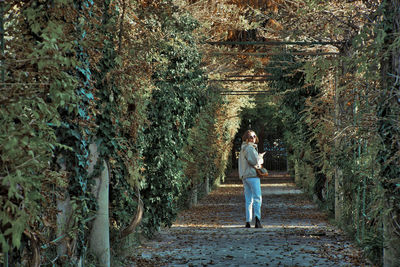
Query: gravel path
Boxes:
[{"xmin": 130, "ymin": 172, "xmax": 370, "ymax": 266}]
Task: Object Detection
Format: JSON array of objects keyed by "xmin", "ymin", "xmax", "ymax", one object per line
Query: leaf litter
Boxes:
[{"xmin": 129, "ymin": 171, "xmax": 372, "ymax": 266}]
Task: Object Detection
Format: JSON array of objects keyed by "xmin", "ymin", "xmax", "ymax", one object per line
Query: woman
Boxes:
[{"xmin": 238, "ymin": 130, "xmax": 263, "ymax": 228}]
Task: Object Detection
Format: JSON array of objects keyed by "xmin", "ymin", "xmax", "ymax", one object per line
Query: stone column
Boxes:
[{"xmin": 88, "ymin": 144, "xmax": 110, "ymax": 267}]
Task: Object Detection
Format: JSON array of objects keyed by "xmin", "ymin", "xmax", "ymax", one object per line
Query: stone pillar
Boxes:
[
  {"xmin": 383, "ymin": 210, "xmax": 400, "ymax": 267},
  {"xmin": 189, "ymin": 187, "xmax": 198, "ymax": 208},
  {"xmin": 56, "ymin": 157, "xmax": 72, "ymax": 262},
  {"xmin": 334, "ymin": 168, "xmax": 343, "ymax": 222},
  {"xmin": 205, "ymin": 176, "xmax": 210, "ymax": 194},
  {"xmin": 88, "ymin": 144, "xmax": 110, "ymax": 267},
  {"xmin": 334, "ymin": 64, "xmax": 343, "ymax": 222},
  {"xmin": 294, "ymin": 159, "xmax": 300, "ymax": 184}
]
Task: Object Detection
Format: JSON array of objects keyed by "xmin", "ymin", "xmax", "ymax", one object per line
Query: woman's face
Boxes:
[{"xmin": 247, "ymin": 132, "xmax": 256, "ymax": 143}]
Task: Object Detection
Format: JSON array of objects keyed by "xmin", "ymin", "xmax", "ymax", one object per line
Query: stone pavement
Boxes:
[{"xmin": 130, "ymin": 172, "xmax": 370, "ymax": 266}]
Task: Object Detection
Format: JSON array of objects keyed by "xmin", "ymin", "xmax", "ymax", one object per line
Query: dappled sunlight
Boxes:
[
  {"xmin": 219, "ymin": 184, "xmax": 244, "ymax": 188},
  {"xmin": 218, "ymin": 182, "xmax": 304, "ymax": 195},
  {"xmin": 262, "ymin": 188, "xmax": 303, "ymax": 195},
  {"xmin": 135, "ymin": 172, "xmax": 367, "ymax": 266},
  {"xmin": 196, "ymin": 203, "xmax": 238, "ymax": 206},
  {"xmin": 171, "ymin": 223, "xmax": 322, "ymax": 230},
  {"xmin": 219, "ymin": 183, "xmax": 298, "ymax": 187},
  {"xmin": 260, "ymin": 183, "xmax": 297, "ymax": 187},
  {"xmin": 218, "ymin": 184, "xmax": 243, "ymax": 188}
]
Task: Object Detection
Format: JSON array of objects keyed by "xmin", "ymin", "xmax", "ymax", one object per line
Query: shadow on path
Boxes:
[{"xmin": 130, "ymin": 171, "xmax": 370, "ymax": 266}]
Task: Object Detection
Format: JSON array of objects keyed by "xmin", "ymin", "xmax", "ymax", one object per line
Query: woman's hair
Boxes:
[{"xmin": 242, "ymin": 130, "xmax": 257, "ymax": 143}]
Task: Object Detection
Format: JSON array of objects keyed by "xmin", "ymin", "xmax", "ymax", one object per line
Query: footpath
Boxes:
[{"xmin": 130, "ymin": 172, "xmax": 370, "ymax": 266}]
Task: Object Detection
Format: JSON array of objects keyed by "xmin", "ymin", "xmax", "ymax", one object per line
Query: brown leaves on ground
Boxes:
[{"xmin": 127, "ymin": 171, "xmax": 371, "ymax": 266}]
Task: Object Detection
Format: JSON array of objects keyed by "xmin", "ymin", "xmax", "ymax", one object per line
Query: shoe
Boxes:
[
  {"xmin": 245, "ymin": 222, "xmax": 251, "ymax": 228},
  {"xmin": 255, "ymin": 217, "xmax": 262, "ymax": 228}
]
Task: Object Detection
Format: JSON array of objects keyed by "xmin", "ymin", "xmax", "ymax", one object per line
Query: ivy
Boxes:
[
  {"xmin": 0, "ymin": 0, "xmax": 79, "ymax": 258},
  {"xmin": 139, "ymin": 3, "xmax": 207, "ymax": 236},
  {"xmin": 265, "ymin": 53, "xmax": 328, "ymax": 197},
  {"xmin": 91, "ymin": 0, "xmax": 142, "ymax": 233},
  {"xmin": 269, "ymin": 1, "xmax": 400, "ymax": 264}
]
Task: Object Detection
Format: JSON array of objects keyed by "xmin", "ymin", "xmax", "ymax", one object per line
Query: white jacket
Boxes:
[{"xmin": 238, "ymin": 142, "xmax": 261, "ymax": 180}]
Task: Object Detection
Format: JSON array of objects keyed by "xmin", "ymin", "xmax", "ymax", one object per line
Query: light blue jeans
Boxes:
[{"xmin": 243, "ymin": 177, "xmax": 262, "ymax": 222}]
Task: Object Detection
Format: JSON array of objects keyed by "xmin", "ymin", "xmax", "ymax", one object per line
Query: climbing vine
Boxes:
[
  {"xmin": 138, "ymin": 2, "xmax": 208, "ymax": 235},
  {"xmin": 263, "ymin": 1, "xmax": 399, "ymax": 264},
  {"xmin": 0, "ymin": 0, "xmax": 78, "ymax": 261},
  {"xmin": 2, "ymin": 0, "xmax": 399, "ymax": 266}
]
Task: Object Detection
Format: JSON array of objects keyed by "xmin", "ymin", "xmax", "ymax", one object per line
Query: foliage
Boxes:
[
  {"xmin": 238, "ymin": 97, "xmax": 284, "ymax": 145},
  {"xmin": 265, "ymin": 0, "xmax": 398, "ymax": 264},
  {"xmin": 263, "ymin": 52, "xmax": 330, "ymax": 199},
  {"xmin": 375, "ymin": 2, "xmax": 400, "ymax": 264},
  {"xmin": 182, "ymin": 89, "xmax": 221, "ymax": 200},
  {"xmin": 0, "ymin": 0, "xmax": 78, "ymax": 256},
  {"xmin": 3, "ymin": 0, "xmax": 399, "ymax": 266},
  {"xmin": 90, "ymin": 0, "xmax": 141, "ymax": 233},
  {"xmin": 1, "ymin": 0, "xmax": 222, "ymax": 264},
  {"xmin": 138, "ymin": 2, "xmax": 208, "ymax": 236}
]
